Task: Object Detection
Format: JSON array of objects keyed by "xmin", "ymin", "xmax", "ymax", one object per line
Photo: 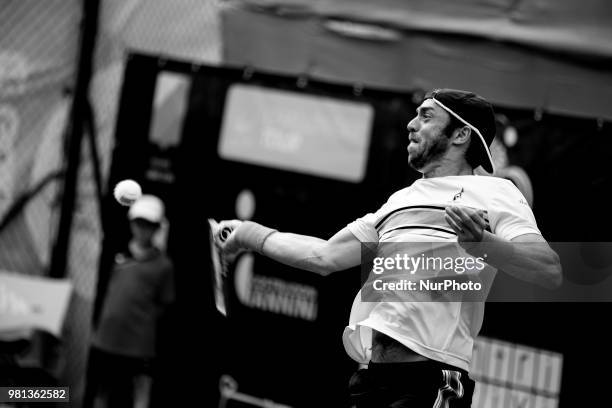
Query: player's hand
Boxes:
[
  {"xmin": 216, "ymin": 219, "xmax": 244, "ymax": 256},
  {"xmin": 444, "ymin": 205, "xmax": 487, "ymax": 243}
]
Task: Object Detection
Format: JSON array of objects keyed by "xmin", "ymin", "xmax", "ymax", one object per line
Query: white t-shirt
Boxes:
[{"xmin": 343, "ymin": 175, "xmax": 540, "ymax": 372}]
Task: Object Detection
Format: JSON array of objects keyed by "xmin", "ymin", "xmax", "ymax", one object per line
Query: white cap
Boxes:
[{"xmin": 128, "ymin": 194, "xmax": 165, "ymax": 223}]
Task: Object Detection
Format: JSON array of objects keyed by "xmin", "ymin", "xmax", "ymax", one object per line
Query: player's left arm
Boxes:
[{"xmin": 445, "ymin": 206, "xmax": 562, "ymax": 289}]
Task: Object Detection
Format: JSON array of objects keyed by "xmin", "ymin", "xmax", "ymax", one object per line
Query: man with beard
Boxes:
[{"xmin": 214, "ymin": 89, "xmax": 561, "ymax": 407}]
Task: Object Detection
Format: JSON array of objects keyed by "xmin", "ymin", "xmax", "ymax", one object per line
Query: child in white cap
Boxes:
[{"xmin": 86, "ymin": 195, "xmax": 174, "ymax": 408}]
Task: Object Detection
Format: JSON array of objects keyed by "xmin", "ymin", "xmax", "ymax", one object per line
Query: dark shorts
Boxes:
[
  {"xmin": 83, "ymin": 347, "xmax": 153, "ymax": 408},
  {"xmin": 348, "ymin": 361, "xmax": 475, "ymax": 408},
  {"xmin": 89, "ymin": 347, "xmax": 153, "ymax": 376}
]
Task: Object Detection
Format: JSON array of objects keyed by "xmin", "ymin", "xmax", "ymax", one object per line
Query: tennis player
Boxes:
[{"xmin": 216, "ymin": 89, "xmax": 561, "ymax": 407}]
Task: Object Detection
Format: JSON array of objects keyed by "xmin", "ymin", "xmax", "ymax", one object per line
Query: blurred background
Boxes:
[{"xmin": 1, "ymin": 0, "xmax": 611, "ymax": 407}]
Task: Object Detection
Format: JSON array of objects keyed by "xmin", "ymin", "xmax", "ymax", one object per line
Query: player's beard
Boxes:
[{"xmin": 407, "ymin": 131, "xmax": 451, "ymax": 172}]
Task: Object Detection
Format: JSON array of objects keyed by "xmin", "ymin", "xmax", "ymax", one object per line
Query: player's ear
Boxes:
[{"xmin": 452, "ymin": 126, "xmax": 471, "ymax": 146}]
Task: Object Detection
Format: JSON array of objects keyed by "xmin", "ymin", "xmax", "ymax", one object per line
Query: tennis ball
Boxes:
[{"xmin": 113, "ymin": 179, "xmax": 142, "ymax": 206}]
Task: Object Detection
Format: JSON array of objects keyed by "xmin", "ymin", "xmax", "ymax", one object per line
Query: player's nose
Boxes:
[{"xmin": 407, "ymin": 117, "xmax": 418, "ymax": 133}]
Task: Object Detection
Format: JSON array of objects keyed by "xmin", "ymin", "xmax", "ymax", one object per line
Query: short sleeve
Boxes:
[
  {"xmin": 491, "ymin": 180, "xmax": 542, "ymax": 241},
  {"xmin": 347, "ymin": 213, "xmax": 379, "ymax": 243},
  {"xmin": 346, "ymin": 188, "xmax": 412, "ymax": 243}
]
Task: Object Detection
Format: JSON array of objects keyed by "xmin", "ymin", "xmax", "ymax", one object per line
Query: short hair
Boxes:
[{"xmin": 442, "ymin": 115, "xmax": 481, "ymax": 170}]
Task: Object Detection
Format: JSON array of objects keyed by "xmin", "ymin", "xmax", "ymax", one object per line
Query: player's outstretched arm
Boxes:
[
  {"xmin": 445, "ymin": 206, "xmax": 562, "ymax": 289},
  {"xmin": 218, "ymin": 220, "xmax": 362, "ymax": 276}
]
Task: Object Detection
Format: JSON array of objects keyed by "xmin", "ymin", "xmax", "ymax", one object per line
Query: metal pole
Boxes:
[{"xmin": 49, "ymin": 0, "xmax": 101, "ymax": 278}]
